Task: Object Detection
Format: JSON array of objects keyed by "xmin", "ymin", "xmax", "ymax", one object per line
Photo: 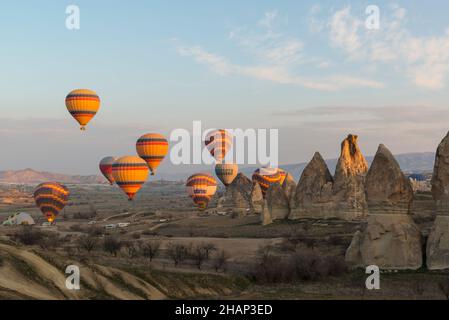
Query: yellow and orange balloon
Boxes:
[
  {"xmin": 186, "ymin": 173, "xmax": 217, "ymax": 211},
  {"xmin": 112, "ymin": 156, "xmax": 149, "ymax": 201},
  {"xmin": 252, "ymin": 167, "xmax": 281, "ymax": 198},
  {"xmin": 136, "ymin": 133, "xmax": 169, "ymax": 175},
  {"xmin": 34, "ymin": 182, "xmax": 70, "ymax": 223},
  {"xmin": 204, "ymin": 129, "xmax": 232, "ymax": 163},
  {"xmin": 278, "ymin": 169, "xmax": 287, "ymax": 185},
  {"xmin": 65, "ymin": 89, "xmax": 100, "ymax": 131}
]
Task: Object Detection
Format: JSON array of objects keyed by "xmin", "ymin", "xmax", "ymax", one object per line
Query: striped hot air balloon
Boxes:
[
  {"xmin": 99, "ymin": 156, "xmax": 117, "ymax": 185},
  {"xmin": 136, "ymin": 133, "xmax": 169, "ymax": 175},
  {"xmin": 112, "ymin": 156, "xmax": 149, "ymax": 201},
  {"xmin": 215, "ymin": 163, "xmax": 238, "ymax": 187},
  {"xmin": 65, "ymin": 89, "xmax": 100, "ymax": 131},
  {"xmin": 204, "ymin": 129, "xmax": 232, "ymax": 163},
  {"xmin": 34, "ymin": 182, "xmax": 69, "ymax": 223},
  {"xmin": 186, "ymin": 173, "xmax": 217, "ymax": 211},
  {"xmin": 278, "ymin": 169, "xmax": 287, "ymax": 185},
  {"xmin": 252, "ymin": 167, "xmax": 281, "ymax": 198}
]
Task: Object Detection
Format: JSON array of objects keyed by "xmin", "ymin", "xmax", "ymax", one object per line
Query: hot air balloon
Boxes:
[
  {"xmin": 136, "ymin": 133, "xmax": 169, "ymax": 175},
  {"xmin": 65, "ymin": 89, "xmax": 100, "ymax": 130},
  {"xmin": 215, "ymin": 163, "xmax": 238, "ymax": 187},
  {"xmin": 186, "ymin": 173, "xmax": 217, "ymax": 211},
  {"xmin": 252, "ymin": 167, "xmax": 281, "ymax": 198},
  {"xmin": 278, "ymin": 169, "xmax": 287, "ymax": 185},
  {"xmin": 112, "ymin": 156, "xmax": 149, "ymax": 201},
  {"xmin": 204, "ymin": 129, "xmax": 232, "ymax": 163},
  {"xmin": 99, "ymin": 156, "xmax": 117, "ymax": 185},
  {"xmin": 34, "ymin": 182, "xmax": 69, "ymax": 223}
]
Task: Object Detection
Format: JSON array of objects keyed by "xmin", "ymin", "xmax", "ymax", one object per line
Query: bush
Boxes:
[
  {"xmin": 213, "ymin": 250, "xmax": 229, "ymax": 272},
  {"xmin": 87, "ymin": 226, "xmax": 103, "ymax": 237},
  {"xmin": 103, "ymin": 236, "xmax": 122, "ymax": 256},
  {"xmin": 14, "ymin": 227, "xmax": 44, "ymax": 246},
  {"xmin": 77, "ymin": 235, "xmax": 98, "ymax": 254}
]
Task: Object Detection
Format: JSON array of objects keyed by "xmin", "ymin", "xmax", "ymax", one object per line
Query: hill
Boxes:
[{"xmin": 0, "ymin": 168, "xmax": 105, "ymax": 185}]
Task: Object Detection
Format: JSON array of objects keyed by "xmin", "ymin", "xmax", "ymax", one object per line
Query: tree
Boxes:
[
  {"xmin": 192, "ymin": 245, "xmax": 208, "ymax": 270},
  {"xmin": 201, "ymin": 243, "xmax": 217, "ymax": 260},
  {"xmin": 167, "ymin": 242, "xmax": 189, "ymax": 267},
  {"xmin": 140, "ymin": 241, "xmax": 161, "ymax": 263},
  {"xmin": 103, "ymin": 236, "xmax": 122, "ymax": 257},
  {"xmin": 123, "ymin": 241, "xmax": 139, "ymax": 258},
  {"xmin": 77, "ymin": 235, "xmax": 98, "ymax": 254},
  {"xmin": 213, "ymin": 250, "xmax": 229, "ymax": 272}
]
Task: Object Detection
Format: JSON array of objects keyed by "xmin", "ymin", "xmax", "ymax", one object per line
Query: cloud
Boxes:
[
  {"xmin": 177, "ymin": 45, "xmax": 383, "ymax": 90},
  {"xmin": 327, "ymin": 5, "xmax": 449, "ymax": 89}
]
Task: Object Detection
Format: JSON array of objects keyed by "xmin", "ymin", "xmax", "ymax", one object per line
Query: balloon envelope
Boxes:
[
  {"xmin": 215, "ymin": 163, "xmax": 238, "ymax": 186},
  {"xmin": 34, "ymin": 182, "xmax": 69, "ymax": 223},
  {"xmin": 186, "ymin": 173, "xmax": 217, "ymax": 211},
  {"xmin": 112, "ymin": 156, "xmax": 149, "ymax": 201},
  {"xmin": 99, "ymin": 156, "xmax": 117, "ymax": 185},
  {"xmin": 65, "ymin": 89, "xmax": 100, "ymax": 130},
  {"xmin": 278, "ymin": 169, "xmax": 287, "ymax": 185},
  {"xmin": 136, "ymin": 133, "xmax": 169, "ymax": 175},
  {"xmin": 204, "ymin": 129, "xmax": 232, "ymax": 163},
  {"xmin": 252, "ymin": 167, "xmax": 281, "ymax": 198}
]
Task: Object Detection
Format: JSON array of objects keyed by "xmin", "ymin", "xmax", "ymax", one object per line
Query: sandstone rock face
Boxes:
[
  {"xmin": 365, "ymin": 144, "xmax": 413, "ymax": 214},
  {"xmin": 345, "ymin": 144, "xmax": 422, "ymax": 270},
  {"xmin": 250, "ymin": 182, "xmax": 264, "ymax": 214},
  {"xmin": 282, "ymin": 173, "xmax": 296, "ymax": 203},
  {"xmin": 218, "ymin": 173, "xmax": 252, "ymax": 215},
  {"xmin": 261, "ymin": 199, "xmax": 273, "ymax": 226},
  {"xmin": 332, "ymin": 134, "xmax": 368, "ymax": 220},
  {"xmin": 289, "ymin": 152, "xmax": 334, "ymax": 219},
  {"xmin": 266, "ymin": 183, "xmax": 290, "ymax": 220},
  {"xmin": 427, "ymin": 132, "xmax": 449, "ymax": 270}
]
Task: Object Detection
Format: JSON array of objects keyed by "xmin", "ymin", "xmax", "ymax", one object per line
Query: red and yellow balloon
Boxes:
[
  {"xmin": 252, "ymin": 167, "xmax": 281, "ymax": 198},
  {"xmin": 34, "ymin": 182, "xmax": 70, "ymax": 223},
  {"xmin": 99, "ymin": 156, "xmax": 117, "ymax": 185}
]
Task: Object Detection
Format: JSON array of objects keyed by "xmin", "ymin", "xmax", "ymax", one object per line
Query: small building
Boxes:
[{"xmin": 2, "ymin": 212, "xmax": 35, "ymax": 226}]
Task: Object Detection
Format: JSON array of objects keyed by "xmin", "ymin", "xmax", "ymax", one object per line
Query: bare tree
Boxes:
[
  {"xmin": 140, "ymin": 241, "xmax": 161, "ymax": 263},
  {"xmin": 167, "ymin": 242, "xmax": 189, "ymax": 267},
  {"xmin": 213, "ymin": 250, "xmax": 229, "ymax": 272},
  {"xmin": 192, "ymin": 245, "xmax": 208, "ymax": 270},
  {"xmin": 103, "ymin": 236, "xmax": 122, "ymax": 257},
  {"xmin": 77, "ymin": 235, "xmax": 98, "ymax": 254},
  {"xmin": 201, "ymin": 243, "xmax": 217, "ymax": 260},
  {"xmin": 123, "ymin": 241, "xmax": 139, "ymax": 258}
]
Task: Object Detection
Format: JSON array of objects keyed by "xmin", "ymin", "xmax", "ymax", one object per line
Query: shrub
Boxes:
[
  {"xmin": 14, "ymin": 227, "xmax": 44, "ymax": 246},
  {"xmin": 213, "ymin": 250, "xmax": 229, "ymax": 272},
  {"xmin": 77, "ymin": 235, "xmax": 98, "ymax": 254},
  {"xmin": 103, "ymin": 236, "xmax": 122, "ymax": 256}
]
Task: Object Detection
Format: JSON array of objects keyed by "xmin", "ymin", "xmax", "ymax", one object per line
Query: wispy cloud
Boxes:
[
  {"xmin": 177, "ymin": 10, "xmax": 383, "ymax": 91},
  {"xmin": 177, "ymin": 45, "xmax": 383, "ymax": 91},
  {"xmin": 327, "ymin": 5, "xmax": 449, "ymax": 89}
]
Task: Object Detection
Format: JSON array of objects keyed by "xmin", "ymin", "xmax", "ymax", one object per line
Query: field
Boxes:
[{"xmin": 1, "ymin": 182, "xmax": 449, "ymax": 300}]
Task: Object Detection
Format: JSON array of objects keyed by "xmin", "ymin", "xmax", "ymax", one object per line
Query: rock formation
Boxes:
[
  {"xmin": 332, "ymin": 134, "xmax": 368, "ymax": 219},
  {"xmin": 345, "ymin": 144, "xmax": 422, "ymax": 270},
  {"xmin": 261, "ymin": 199, "xmax": 273, "ymax": 226},
  {"xmin": 266, "ymin": 183, "xmax": 290, "ymax": 220},
  {"xmin": 289, "ymin": 152, "xmax": 334, "ymax": 219},
  {"xmin": 282, "ymin": 173, "xmax": 296, "ymax": 203},
  {"xmin": 217, "ymin": 173, "xmax": 252, "ymax": 215},
  {"xmin": 427, "ymin": 132, "xmax": 449, "ymax": 270},
  {"xmin": 250, "ymin": 182, "xmax": 264, "ymax": 214}
]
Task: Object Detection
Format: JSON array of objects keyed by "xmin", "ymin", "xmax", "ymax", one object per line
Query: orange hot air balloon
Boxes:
[
  {"xmin": 186, "ymin": 173, "xmax": 217, "ymax": 211},
  {"xmin": 136, "ymin": 133, "xmax": 169, "ymax": 175},
  {"xmin": 34, "ymin": 182, "xmax": 69, "ymax": 223},
  {"xmin": 215, "ymin": 163, "xmax": 238, "ymax": 187},
  {"xmin": 252, "ymin": 167, "xmax": 281, "ymax": 198},
  {"xmin": 112, "ymin": 156, "xmax": 149, "ymax": 201},
  {"xmin": 278, "ymin": 169, "xmax": 287, "ymax": 185},
  {"xmin": 99, "ymin": 156, "xmax": 117, "ymax": 185},
  {"xmin": 204, "ymin": 129, "xmax": 232, "ymax": 163},
  {"xmin": 65, "ymin": 89, "xmax": 100, "ymax": 130}
]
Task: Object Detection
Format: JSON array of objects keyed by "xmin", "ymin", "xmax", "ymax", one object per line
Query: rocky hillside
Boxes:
[{"xmin": 0, "ymin": 169, "xmax": 106, "ymax": 185}]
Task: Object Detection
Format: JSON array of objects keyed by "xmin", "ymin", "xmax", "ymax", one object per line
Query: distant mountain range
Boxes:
[
  {"xmin": 0, "ymin": 152, "xmax": 436, "ymax": 184},
  {"xmin": 0, "ymin": 169, "xmax": 106, "ymax": 184}
]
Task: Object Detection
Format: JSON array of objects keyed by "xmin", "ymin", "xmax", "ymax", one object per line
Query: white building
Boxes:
[{"xmin": 2, "ymin": 212, "xmax": 35, "ymax": 226}]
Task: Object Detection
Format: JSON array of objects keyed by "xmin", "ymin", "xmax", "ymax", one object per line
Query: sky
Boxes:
[{"xmin": 1, "ymin": 0, "xmax": 449, "ymax": 175}]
